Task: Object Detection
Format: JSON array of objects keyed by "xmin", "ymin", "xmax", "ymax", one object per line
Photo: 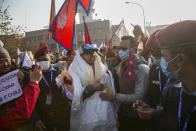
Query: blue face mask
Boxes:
[
  {"xmin": 160, "ymin": 56, "xmax": 180, "ymax": 79},
  {"xmin": 119, "ymin": 49, "xmax": 130, "ymax": 61},
  {"xmin": 160, "ymin": 57, "xmax": 171, "ymax": 77},
  {"xmin": 152, "ymin": 56, "xmax": 161, "ymax": 66}
]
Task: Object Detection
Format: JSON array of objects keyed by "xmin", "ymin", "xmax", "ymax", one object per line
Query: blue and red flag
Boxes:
[
  {"xmin": 49, "ymin": 0, "xmax": 92, "ymax": 50},
  {"xmin": 127, "ymin": 56, "xmax": 136, "ymax": 80},
  {"xmin": 105, "ymin": 36, "xmax": 108, "ymax": 48},
  {"xmin": 48, "ymin": 0, "xmax": 56, "ymax": 39},
  {"xmin": 42, "ymin": 33, "xmax": 45, "ymax": 44},
  {"xmin": 83, "ymin": 17, "xmax": 92, "ymax": 45},
  {"xmin": 120, "ymin": 56, "xmax": 136, "ymax": 80}
]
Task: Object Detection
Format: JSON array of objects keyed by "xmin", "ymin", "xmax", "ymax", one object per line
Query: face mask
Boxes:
[
  {"xmin": 107, "ymin": 62, "xmax": 118, "ymax": 70},
  {"xmin": 166, "ymin": 55, "xmax": 181, "ymax": 79},
  {"xmin": 36, "ymin": 61, "xmax": 50, "ymax": 71},
  {"xmin": 32, "ymin": 61, "xmax": 35, "ymax": 65},
  {"xmin": 168, "ymin": 69, "xmax": 179, "ymax": 79},
  {"xmin": 152, "ymin": 56, "xmax": 160, "ymax": 66},
  {"xmin": 160, "ymin": 56, "xmax": 181, "ymax": 79},
  {"xmin": 160, "ymin": 57, "xmax": 171, "ymax": 77},
  {"xmin": 119, "ymin": 49, "xmax": 130, "ymax": 61}
]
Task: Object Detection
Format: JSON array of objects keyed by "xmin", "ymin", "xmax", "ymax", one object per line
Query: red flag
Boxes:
[
  {"xmin": 50, "ymin": 0, "xmax": 92, "ymax": 50},
  {"xmin": 48, "ymin": 0, "xmax": 56, "ymax": 39},
  {"xmin": 120, "ymin": 56, "xmax": 136, "ymax": 80},
  {"xmin": 105, "ymin": 36, "xmax": 108, "ymax": 48},
  {"xmin": 127, "ymin": 56, "xmax": 136, "ymax": 80},
  {"xmin": 83, "ymin": 17, "xmax": 92, "ymax": 45},
  {"xmin": 42, "ymin": 33, "xmax": 45, "ymax": 44}
]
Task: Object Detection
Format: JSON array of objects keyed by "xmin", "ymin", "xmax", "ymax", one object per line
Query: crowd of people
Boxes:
[{"xmin": 0, "ymin": 20, "xmax": 196, "ymax": 131}]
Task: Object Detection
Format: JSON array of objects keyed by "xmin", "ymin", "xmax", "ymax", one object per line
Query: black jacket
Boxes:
[
  {"xmin": 160, "ymin": 81, "xmax": 196, "ymax": 131},
  {"xmin": 144, "ymin": 64, "xmax": 175, "ymax": 131},
  {"xmin": 31, "ymin": 66, "xmax": 71, "ymax": 130},
  {"xmin": 145, "ymin": 65, "xmax": 173, "ymax": 108}
]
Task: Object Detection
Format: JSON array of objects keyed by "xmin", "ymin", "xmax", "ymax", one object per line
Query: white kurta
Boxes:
[{"xmin": 69, "ymin": 51, "xmax": 117, "ymax": 131}]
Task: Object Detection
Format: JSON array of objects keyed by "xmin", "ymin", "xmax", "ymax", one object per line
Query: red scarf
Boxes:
[{"xmin": 120, "ymin": 56, "xmax": 136, "ymax": 80}]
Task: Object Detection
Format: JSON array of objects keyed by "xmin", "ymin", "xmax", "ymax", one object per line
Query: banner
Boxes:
[
  {"xmin": 22, "ymin": 51, "xmax": 34, "ymax": 68},
  {"xmin": 62, "ymin": 49, "xmax": 68, "ymax": 56},
  {"xmin": 0, "ymin": 70, "xmax": 23, "ymax": 105}
]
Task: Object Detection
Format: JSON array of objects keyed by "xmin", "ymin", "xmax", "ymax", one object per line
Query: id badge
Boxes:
[
  {"xmin": 46, "ymin": 94, "xmax": 52, "ymax": 105},
  {"xmin": 156, "ymin": 105, "xmax": 163, "ymax": 111}
]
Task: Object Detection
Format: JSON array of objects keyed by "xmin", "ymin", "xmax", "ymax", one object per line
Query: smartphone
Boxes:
[
  {"xmin": 63, "ymin": 77, "xmax": 72, "ymax": 85},
  {"xmin": 31, "ymin": 65, "xmax": 36, "ymax": 71}
]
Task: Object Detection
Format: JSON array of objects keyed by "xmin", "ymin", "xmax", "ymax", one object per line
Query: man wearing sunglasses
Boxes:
[
  {"xmin": 69, "ymin": 44, "xmax": 117, "ymax": 131},
  {"xmin": 100, "ymin": 36, "xmax": 149, "ymax": 131}
]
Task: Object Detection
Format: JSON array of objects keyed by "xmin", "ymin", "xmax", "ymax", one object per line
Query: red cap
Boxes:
[
  {"xmin": 144, "ymin": 29, "xmax": 161, "ymax": 55},
  {"xmin": 34, "ymin": 45, "xmax": 50, "ymax": 59},
  {"xmin": 142, "ymin": 29, "xmax": 161, "ymax": 57},
  {"xmin": 155, "ymin": 20, "xmax": 196, "ymax": 49}
]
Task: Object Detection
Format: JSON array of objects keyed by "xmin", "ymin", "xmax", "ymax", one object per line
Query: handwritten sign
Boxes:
[{"xmin": 0, "ymin": 69, "xmax": 23, "ymax": 105}]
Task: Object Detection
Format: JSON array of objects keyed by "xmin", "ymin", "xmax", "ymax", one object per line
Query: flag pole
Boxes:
[
  {"xmin": 56, "ymin": 43, "xmax": 59, "ymax": 53},
  {"xmin": 75, "ymin": 22, "xmax": 78, "ymax": 49}
]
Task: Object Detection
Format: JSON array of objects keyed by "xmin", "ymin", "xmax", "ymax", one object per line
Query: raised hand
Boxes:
[{"xmin": 30, "ymin": 65, "xmax": 43, "ymax": 84}]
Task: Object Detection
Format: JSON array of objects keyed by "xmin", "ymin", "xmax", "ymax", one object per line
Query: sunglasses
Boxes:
[
  {"xmin": 118, "ymin": 47, "xmax": 129, "ymax": 51},
  {"xmin": 84, "ymin": 44, "xmax": 94, "ymax": 50},
  {"xmin": 83, "ymin": 44, "xmax": 96, "ymax": 54}
]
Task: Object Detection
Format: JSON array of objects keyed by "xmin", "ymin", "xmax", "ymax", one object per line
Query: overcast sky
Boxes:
[{"xmin": 1, "ymin": 0, "xmax": 196, "ymax": 34}]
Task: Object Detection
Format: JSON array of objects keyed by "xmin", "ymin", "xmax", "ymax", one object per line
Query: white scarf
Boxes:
[{"xmin": 69, "ymin": 51, "xmax": 116, "ymax": 131}]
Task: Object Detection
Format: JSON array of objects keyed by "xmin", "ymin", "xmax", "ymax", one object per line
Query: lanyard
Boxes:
[
  {"xmin": 178, "ymin": 88, "xmax": 196, "ymax": 131},
  {"xmin": 42, "ymin": 71, "xmax": 53, "ymax": 89},
  {"xmin": 158, "ymin": 69, "xmax": 171, "ymax": 99}
]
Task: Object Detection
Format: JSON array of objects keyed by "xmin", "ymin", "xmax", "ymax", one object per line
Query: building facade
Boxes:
[
  {"xmin": 25, "ymin": 19, "xmax": 129, "ymax": 52},
  {"xmin": 25, "ymin": 29, "xmax": 62, "ymax": 53},
  {"xmin": 75, "ymin": 20, "xmax": 129, "ymax": 48},
  {"xmin": 146, "ymin": 25, "xmax": 167, "ymax": 35},
  {"xmin": 75, "ymin": 19, "xmax": 111, "ymax": 48}
]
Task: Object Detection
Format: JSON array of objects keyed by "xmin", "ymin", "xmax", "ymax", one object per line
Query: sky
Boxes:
[{"xmin": 1, "ymin": 0, "xmax": 196, "ymax": 34}]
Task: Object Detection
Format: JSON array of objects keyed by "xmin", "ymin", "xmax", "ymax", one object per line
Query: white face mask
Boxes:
[
  {"xmin": 32, "ymin": 61, "xmax": 35, "ymax": 65},
  {"xmin": 118, "ymin": 49, "xmax": 130, "ymax": 61},
  {"xmin": 36, "ymin": 61, "xmax": 50, "ymax": 71}
]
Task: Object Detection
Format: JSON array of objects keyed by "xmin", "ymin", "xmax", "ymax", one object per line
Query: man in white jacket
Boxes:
[{"xmin": 68, "ymin": 45, "xmax": 117, "ymax": 131}]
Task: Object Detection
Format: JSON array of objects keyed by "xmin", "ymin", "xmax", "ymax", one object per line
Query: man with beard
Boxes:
[{"xmin": 100, "ymin": 36, "xmax": 149, "ymax": 131}]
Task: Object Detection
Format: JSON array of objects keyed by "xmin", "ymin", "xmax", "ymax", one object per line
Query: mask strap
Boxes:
[{"xmin": 168, "ymin": 54, "xmax": 180, "ymax": 64}]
